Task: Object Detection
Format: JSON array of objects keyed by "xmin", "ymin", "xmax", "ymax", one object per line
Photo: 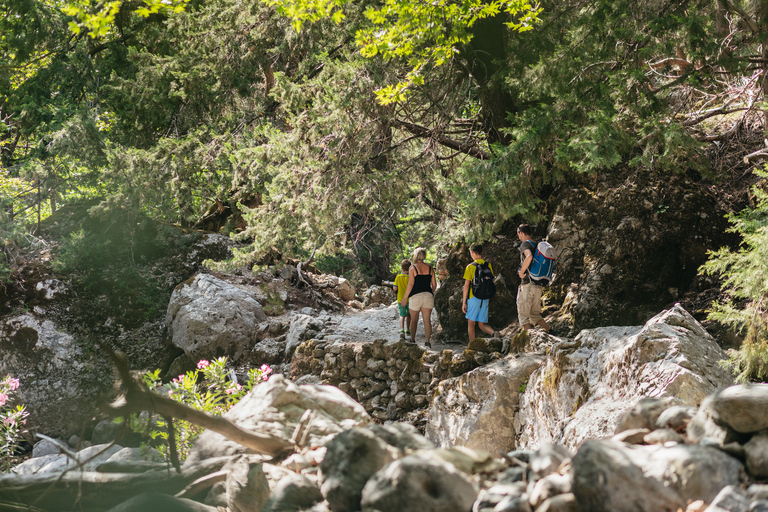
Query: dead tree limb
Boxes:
[{"xmin": 96, "ymin": 341, "xmax": 295, "ymax": 459}]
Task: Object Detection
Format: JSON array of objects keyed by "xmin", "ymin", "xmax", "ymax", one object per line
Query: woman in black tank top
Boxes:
[{"xmin": 399, "ymin": 247, "xmax": 437, "ymax": 347}]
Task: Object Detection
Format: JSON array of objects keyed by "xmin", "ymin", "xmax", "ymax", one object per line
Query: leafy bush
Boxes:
[
  {"xmin": 0, "ymin": 375, "xmax": 29, "ymax": 472},
  {"xmin": 701, "ymin": 170, "xmax": 768, "ymax": 383},
  {"xmin": 134, "ymin": 358, "xmax": 271, "ymax": 462}
]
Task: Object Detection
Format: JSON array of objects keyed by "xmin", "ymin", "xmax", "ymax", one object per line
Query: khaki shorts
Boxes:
[
  {"xmin": 517, "ymin": 283, "xmax": 543, "ymax": 326},
  {"xmin": 409, "ymin": 291, "xmax": 434, "ymax": 311}
]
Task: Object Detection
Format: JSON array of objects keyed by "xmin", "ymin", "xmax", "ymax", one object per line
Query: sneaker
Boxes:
[
  {"xmin": 405, "ymin": 330, "xmax": 411, "ymax": 336},
  {"xmin": 425, "ymin": 340, "xmax": 432, "ymax": 348},
  {"xmin": 492, "ymin": 330, "xmax": 502, "ymax": 338},
  {"xmin": 399, "ymin": 330, "xmax": 405, "ymax": 339}
]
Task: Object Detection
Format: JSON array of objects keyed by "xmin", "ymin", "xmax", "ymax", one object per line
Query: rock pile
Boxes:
[
  {"xmin": 9, "ymin": 375, "xmax": 768, "ymax": 512},
  {"xmin": 290, "ymin": 337, "xmax": 505, "ymax": 421}
]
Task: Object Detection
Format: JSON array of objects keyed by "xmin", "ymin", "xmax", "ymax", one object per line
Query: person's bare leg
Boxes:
[
  {"xmin": 409, "ymin": 310, "xmax": 419, "ymax": 342},
  {"xmin": 422, "ymin": 308, "xmax": 432, "ymax": 345},
  {"xmin": 522, "ymin": 323, "xmax": 532, "ymax": 330},
  {"xmin": 478, "ymin": 322, "xmax": 494, "ymax": 335},
  {"xmin": 468, "ymin": 319, "xmax": 476, "ymax": 342},
  {"xmin": 537, "ymin": 319, "xmax": 550, "ymax": 331}
]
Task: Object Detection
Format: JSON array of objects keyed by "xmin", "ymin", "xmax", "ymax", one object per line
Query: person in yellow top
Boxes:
[
  {"xmin": 462, "ymin": 245, "xmax": 498, "ymax": 342},
  {"xmin": 393, "ymin": 259, "xmax": 412, "ymax": 338}
]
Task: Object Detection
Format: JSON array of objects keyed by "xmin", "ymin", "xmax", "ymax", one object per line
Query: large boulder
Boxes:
[
  {"xmin": 166, "ymin": 273, "xmax": 267, "ymax": 361},
  {"xmin": 0, "ymin": 314, "xmax": 112, "ymax": 438},
  {"xmin": 425, "ymin": 353, "xmax": 544, "ymax": 452},
  {"xmin": 185, "ymin": 375, "xmax": 370, "ymax": 464},
  {"xmin": 571, "ymin": 439, "xmax": 743, "ymax": 511},
  {"xmin": 320, "ymin": 428, "xmax": 399, "ymax": 512},
  {"xmin": 360, "ymin": 454, "xmax": 478, "ymax": 512},
  {"xmin": 515, "ymin": 305, "xmax": 734, "ymax": 450}
]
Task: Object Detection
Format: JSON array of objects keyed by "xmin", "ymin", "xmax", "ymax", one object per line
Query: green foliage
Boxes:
[
  {"xmin": 264, "ymin": 0, "xmax": 542, "ymax": 103},
  {"xmin": 0, "ymin": 375, "xmax": 29, "ymax": 473},
  {"xmin": 130, "ymin": 358, "xmax": 271, "ymax": 461},
  {"xmin": 701, "ymin": 169, "xmax": 768, "ymax": 382}
]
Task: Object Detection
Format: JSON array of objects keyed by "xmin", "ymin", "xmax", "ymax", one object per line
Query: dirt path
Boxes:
[{"xmin": 320, "ymin": 304, "xmax": 463, "ymax": 353}]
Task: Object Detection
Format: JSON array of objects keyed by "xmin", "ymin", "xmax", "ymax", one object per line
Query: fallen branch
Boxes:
[
  {"xmin": 96, "ymin": 341, "xmax": 295, "ymax": 459},
  {"xmin": 744, "ymin": 140, "xmax": 768, "ymax": 163}
]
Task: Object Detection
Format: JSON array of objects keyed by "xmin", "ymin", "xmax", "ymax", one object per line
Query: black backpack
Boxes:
[{"xmin": 471, "ymin": 262, "xmax": 496, "ymax": 300}]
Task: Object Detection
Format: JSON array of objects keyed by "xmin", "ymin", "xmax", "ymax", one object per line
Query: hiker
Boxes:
[
  {"xmin": 400, "ymin": 247, "xmax": 437, "ymax": 347},
  {"xmin": 392, "ymin": 259, "xmax": 412, "ymax": 338},
  {"xmin": 462, "ymin": 244, "xmax": 498, "ymax": 342},
  {"xmin": 517, "ymin": 224, "xmax": 552, "ymax": 333}
]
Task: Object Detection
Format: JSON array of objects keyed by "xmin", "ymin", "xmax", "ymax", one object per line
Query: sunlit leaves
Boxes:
[
  {"xmin": 264, "ymin": 0, "xmax": 542, "ymax": 103},
  {"xmin": 62, "ymin": 0, "xmax": 191, "ymax": 37}
]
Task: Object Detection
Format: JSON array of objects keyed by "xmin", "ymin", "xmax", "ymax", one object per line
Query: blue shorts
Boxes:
[{"xmin": 466, "ymin": 296, "xmax": 489, "ymax": 323}]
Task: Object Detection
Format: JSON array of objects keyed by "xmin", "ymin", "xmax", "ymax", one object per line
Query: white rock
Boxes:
[
  {"xmin": 515, "ymin": 305, "xmax": 733, "ymax": 450},
  {"xmin": 185, "ymin": 375, "xmax": 370, "ymax": 464},
  {"xmin": 166, "ymin": 273, "xmax": 267, "ymax": 361},
  {"xmin": 425, "ymin": 354, "xmax": 544, "ymax": 452}
]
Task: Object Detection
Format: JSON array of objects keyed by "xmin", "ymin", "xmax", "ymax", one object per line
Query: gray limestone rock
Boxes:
[
  {"xmin": 222, "ymin": 456, "xmax": 270, "ymax": 512},
  {"xmin": 529, "ymin": 444, "xmax": 573, "ymax": 478},
  {"xmin": 528, "ymin": 473, "xmax": 571, "ymax": 509},
  {"xmin": 0, "ymin": 314, "xmax": 113, "ymax": 438},
  {"xmin": 262, "ymin": 473, "xmax": 323, "ymax": 512},
  {"xmin": 472, "ymin": 484, "xmax": 529, "ymax": 512},
  {"xmin": 12, "ymin": 444, "xmax": 125, "ymax": 475},
  {"xmin": 615, "ymin": 397, "xmax": 679, "ymax": 433},
  {"xmin": 709, "ymin": 384, "xmax": 768, "ymax": 434},
  {"xmin": 704, "ymin": 485, "xmax": 750, "ymax": 512},
  {"xmin": 571, "ymin": 440, "xmax": 684, "ymax": 512},
  {"xmin": 285, "ymin": 314, "xmax": 325, "ymax": 359},
  {"xmin": 166, "ymin": 273, "xmax": 267, "ymax": 361},
  {"xmin": 655, "ymin": 404, "xmax": 696, "ymax": 431},
  {"xmin": 425, "ymin": 353, "xmax": 544, "ymax": 452},
  {"xmin": 571, "ymin": 439, "xmax": 743, "ymax": 512},
  {"xmin": 360, "ymin": 454, "xmax": 478, "ymax": 512},
  {"xmin": 516, "ymin": 306, "xmax": 733, "ymax": 450},
  {"xmin": 536, "ymin": 493, "xmax": 578, "ymax": 512},
  {"xmin": 185, "ymin": 375, "xmax": 369, "ymax": 464},
  {"xmin": 366, "ymin": 423, "xmax": 434, "ymax": 453},
  {"xmin": 746, "ymin": 436, "xmax": 768, "ymax": 479},
  {"xmin": 320, "ymin": 428, "xmax": 399, "ymax": 512},
  {"xmin": 32, "ymin": 438, "xmax": 66, "ymax": 458}
]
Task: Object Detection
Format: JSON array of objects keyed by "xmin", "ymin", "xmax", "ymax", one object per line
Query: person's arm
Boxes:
[
  {"xmin": 519, "ymin": 246, "xmax": 533, "ymax": 279},
  {"xmin": 430, "ymin": 267, "xmax": 437, "ymax": 292},
  {"xmin": 400, "ymin": 268, "xmax": 416, "ymax": 307},
  {"xmin": 462, "ymin": 279, "xmax": 470, "ymax": 313}
]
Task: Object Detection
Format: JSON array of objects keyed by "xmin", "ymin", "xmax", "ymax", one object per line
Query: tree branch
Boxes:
[
  {"xmin": 96, "ymin": 341, "xmax": 294, "ymax": 459},
  {"xmin": 393, "ymin": 119, "xmax": 491, "ymax": 160}
]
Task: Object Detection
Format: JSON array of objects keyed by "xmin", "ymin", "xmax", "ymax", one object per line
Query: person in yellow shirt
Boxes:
[
  {"xmin": 462, "ymin": 245, "xmax": 499, "ymax": 342},
  {"xmin": 393, "ymin": 259, "xmax": 411, "ymax": 338}
]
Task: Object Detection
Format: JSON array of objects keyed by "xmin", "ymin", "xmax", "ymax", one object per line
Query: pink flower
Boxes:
[
  {"xmin": 0, "ymin": 394, "xmax": 7, "ymax": 407},
  {"xmin": 3, "ymin": 377, "xmax": 19, "ymax": 391},
  {"xmin": 225, "ymin": 388, "xmax": 235, "ymax": 394},
  {"xmin": 4, "ymin": 417, "xmax": 15, "ymax": 426},
  {"xmin": 197, "ymin": 360, "xmax": 210, "ymax": 369},
  {"xmin": 260, "ymin": 364, "xmax": 272, "ymax": 375}
]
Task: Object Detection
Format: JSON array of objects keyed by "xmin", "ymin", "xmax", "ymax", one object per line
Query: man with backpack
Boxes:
[
  {"xmin": 462, "ymin": 244, "xmax": 499, "ymax": 342},
  {"xmin": 517, "ymin": 224, "xmax": 553, "ymax": 334}
]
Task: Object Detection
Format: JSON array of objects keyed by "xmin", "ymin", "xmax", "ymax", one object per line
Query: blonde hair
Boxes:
[{"xmin": 412, "ymin": 247, "xmax": 427, "ymax": 263}]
